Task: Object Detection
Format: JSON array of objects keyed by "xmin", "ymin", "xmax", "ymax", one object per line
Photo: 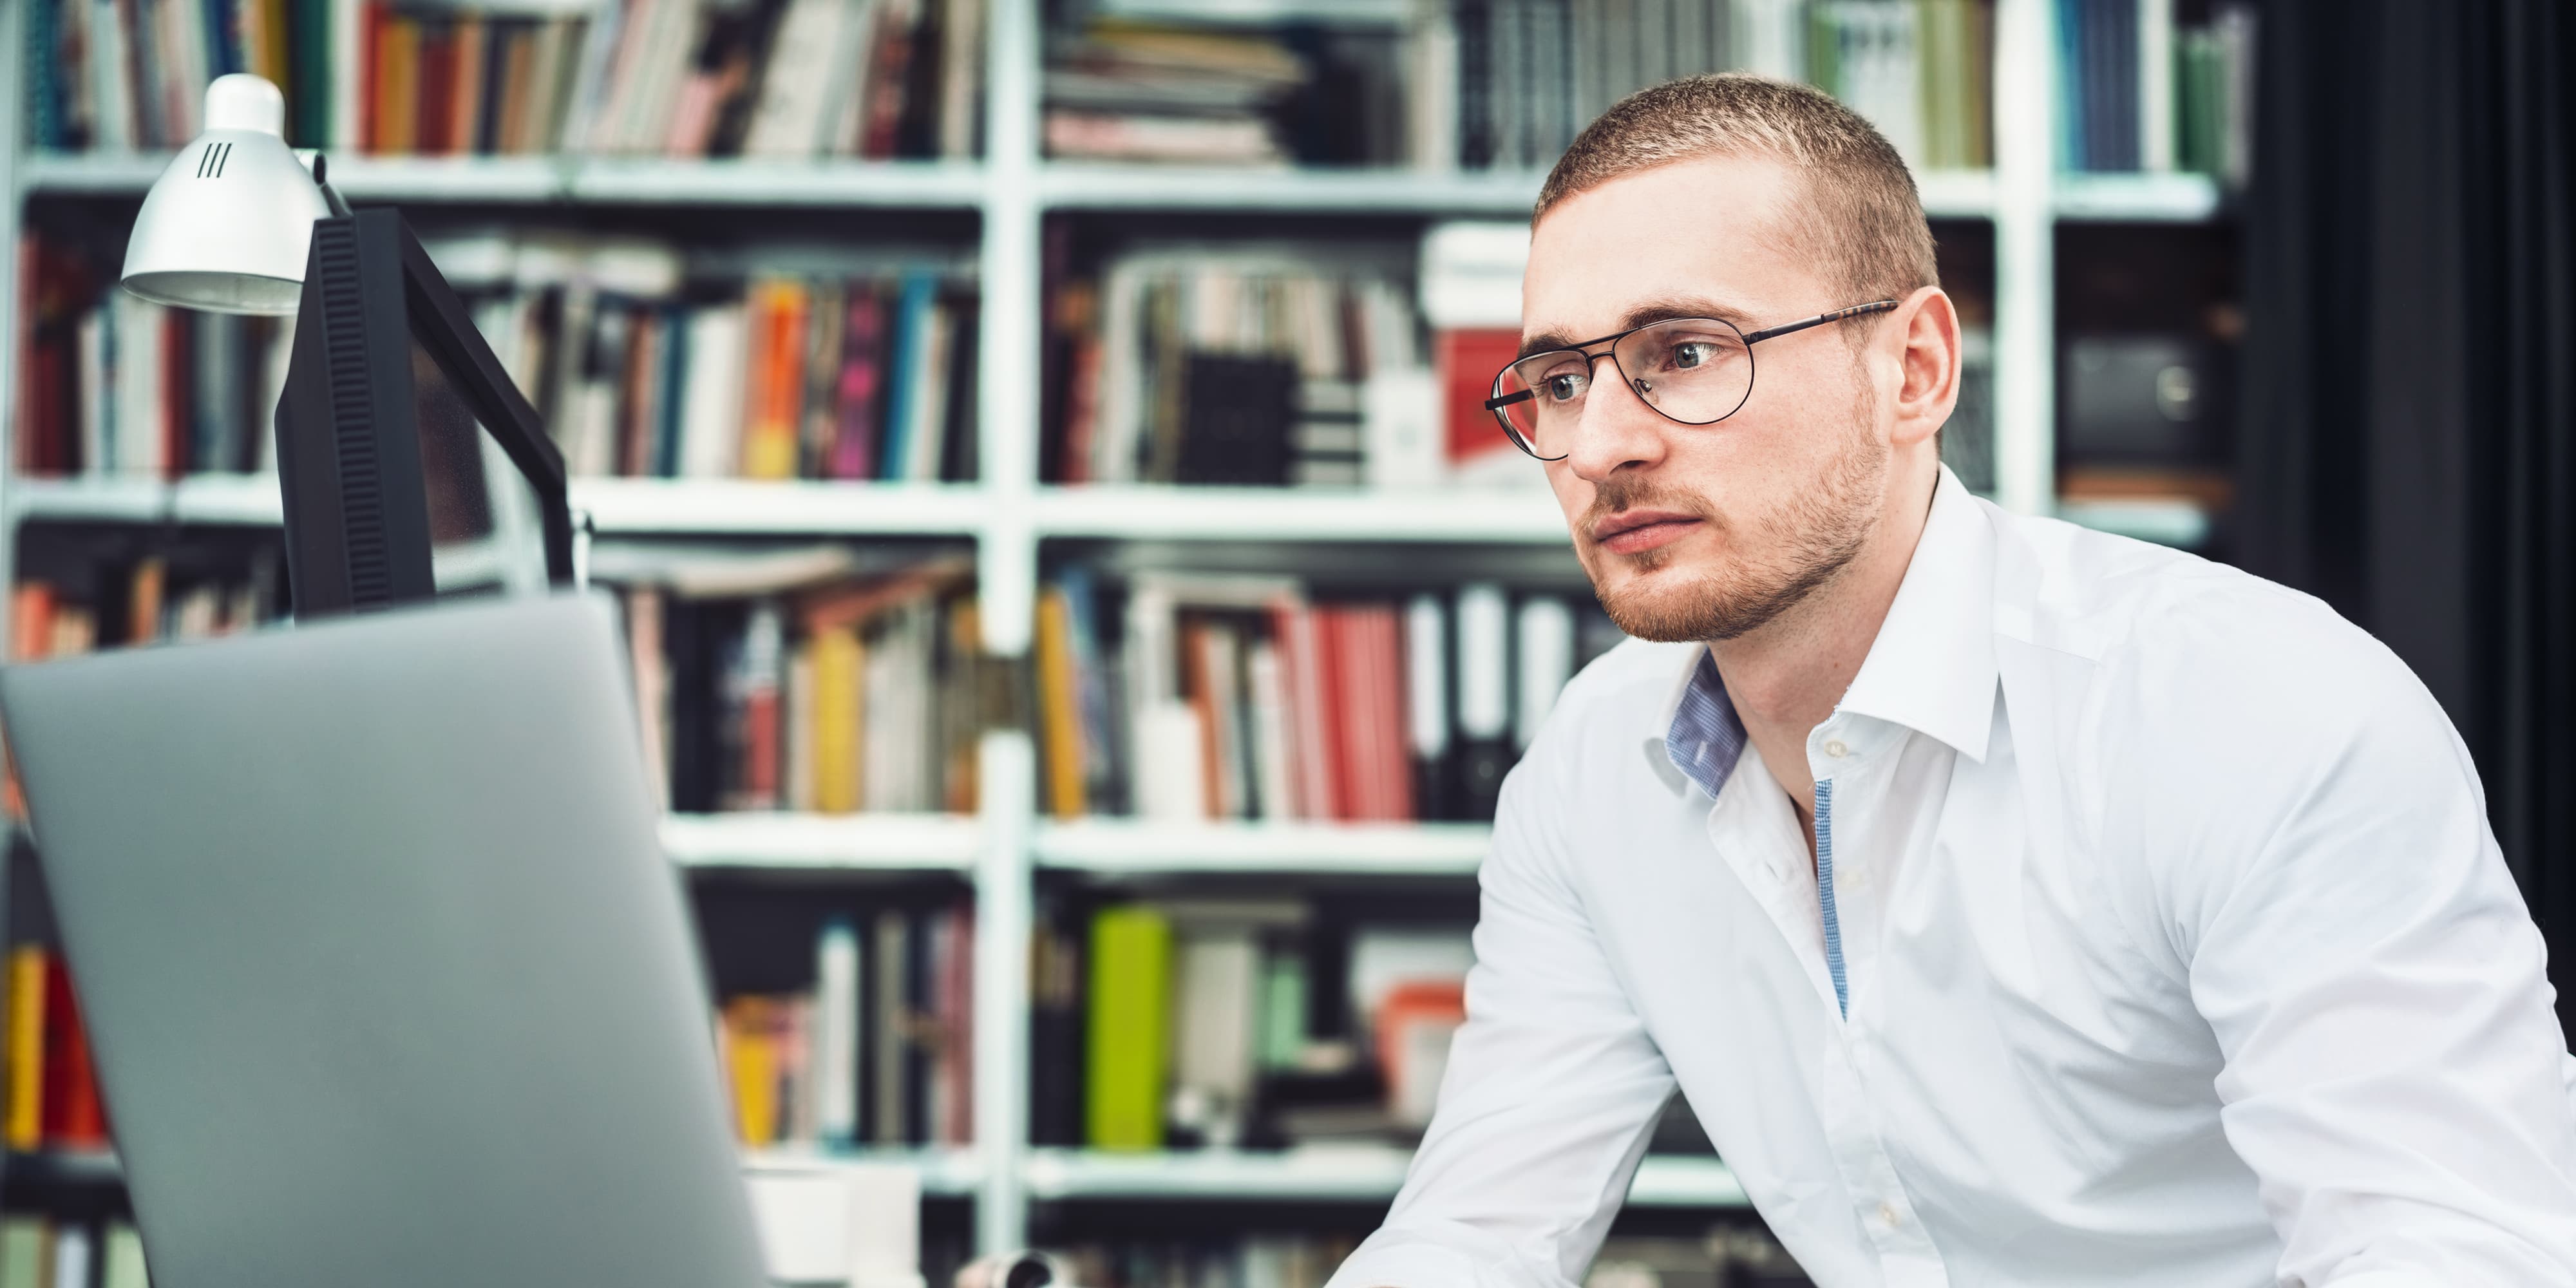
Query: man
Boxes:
[{"xmin": 1325, "ymin": 74, "xmax": 2576, "ymax": 1287}]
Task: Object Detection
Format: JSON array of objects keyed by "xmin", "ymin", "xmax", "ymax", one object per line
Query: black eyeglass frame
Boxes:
[{"xmin": 1482, "ymin": 299, "xmax": 1902, "ymax": 461}]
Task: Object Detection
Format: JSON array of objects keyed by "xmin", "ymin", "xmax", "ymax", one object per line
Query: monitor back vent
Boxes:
[{"xmin": 313, "ymin": 223, "xmax": 392, "ymax": 607}]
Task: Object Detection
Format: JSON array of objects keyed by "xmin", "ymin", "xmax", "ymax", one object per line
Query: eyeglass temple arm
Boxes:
[
  {"xmin": 1485, "ymin": 389, "xmax": 1534, "ymax": 410},
  {"xmin": 1742, "ymin": 299, "xmax": 1900, "ymax": 345}
]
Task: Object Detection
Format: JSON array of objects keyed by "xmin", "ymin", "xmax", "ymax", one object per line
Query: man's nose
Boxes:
[{"xmin": 1563, "ymin": 352, "xmax": 1670, "ymax": 483}]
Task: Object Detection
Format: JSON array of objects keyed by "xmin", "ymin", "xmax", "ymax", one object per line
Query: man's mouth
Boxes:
[{"xmin": 1589, "ymin": 509, "xmax": 1703, "ymax": 555}]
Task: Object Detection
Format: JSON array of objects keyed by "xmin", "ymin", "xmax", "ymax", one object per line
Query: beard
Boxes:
[{"xmin": 1582, "ymin": 399, "xmax": 1889, "ymax": 643}]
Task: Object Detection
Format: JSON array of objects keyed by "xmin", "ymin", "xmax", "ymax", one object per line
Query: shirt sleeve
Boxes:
[
  {"xmin": 2164, "ymin": 623, "xmax": 2576, "ymax": 1286},
  {"xmin": 1325, "ymin": 751, "xmax": 1676, "ymax": 1288}
]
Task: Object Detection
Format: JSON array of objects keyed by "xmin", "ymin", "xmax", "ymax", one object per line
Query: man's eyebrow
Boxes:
[{"xmin": 1518, "ymin": 297, "xmax": 1761, "ymax": 361}]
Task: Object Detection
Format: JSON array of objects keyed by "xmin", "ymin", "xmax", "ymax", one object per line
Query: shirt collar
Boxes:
[
  {"xmin": 1832, "ymin": 463, "xmax": 1999, "ymax": 761},
  {"xmin": 1653, "ymin": 464, "xmax": 1998, "ymax": 797}
]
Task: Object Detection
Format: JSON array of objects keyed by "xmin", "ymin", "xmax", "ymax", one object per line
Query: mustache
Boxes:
[{"xmin": 1579, "ymin": 478, "xmax": 1716, "ymax": 536}]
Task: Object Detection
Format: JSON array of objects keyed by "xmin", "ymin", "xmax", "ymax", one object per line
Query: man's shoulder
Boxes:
[
  {"xmin": 1989, "ymin": 504, "xmax": 2439, "ymax": 772},
  {"xmin": 1993, "ymin": 504, "xmax": 2392, "ymax": 697}
]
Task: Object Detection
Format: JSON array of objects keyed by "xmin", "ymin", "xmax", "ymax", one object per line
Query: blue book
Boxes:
[
  {"xmin": 654, "ymin": 305, "xmax": 688, "ymax": 478},
  {"xmin": 203, "ymin": 0, "xmax": 244, "ymax": 77},
  {"xmin": 876, "ymin": 268, "xmax": 938, "ymax": 482},
  {"xmin": 27, "ymin": 0, "xmax": 62, "ymax": 149},
  {"xmin": 2055, "ymin": 0, "xmax": 2086, "ymax": 171}
]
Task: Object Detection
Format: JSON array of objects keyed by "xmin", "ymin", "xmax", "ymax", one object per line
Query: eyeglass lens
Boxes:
[{"xmin": 1492, "ymin": 317, "xmax": 1754, "ymax": 458}]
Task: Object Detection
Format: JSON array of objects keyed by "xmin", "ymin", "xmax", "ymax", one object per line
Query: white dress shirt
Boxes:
[{"xmin": 1327, "ymin": 466, "xmax": 2576, "ymax": 1288}]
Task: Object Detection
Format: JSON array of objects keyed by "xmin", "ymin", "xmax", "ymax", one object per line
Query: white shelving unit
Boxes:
[{"xmin": 0, "ymin": 0, "xmax": 2228, "ymax": 1256}]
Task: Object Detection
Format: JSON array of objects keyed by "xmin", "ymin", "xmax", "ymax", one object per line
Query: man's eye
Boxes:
[{"xmin": 1540, "ymin": 372, "xmax": 1590, "ymax": 403}]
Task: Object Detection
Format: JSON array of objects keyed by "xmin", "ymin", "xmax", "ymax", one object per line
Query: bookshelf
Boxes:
[{"xmin": 0, "ymin": 0, "xmax": 2242, "ymax": 1268}]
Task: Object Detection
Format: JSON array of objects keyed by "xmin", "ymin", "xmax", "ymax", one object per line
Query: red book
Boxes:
[
  {"xmin": 160, "ymin": 310, "xmax": 190, "ymax": 479},
  {"xmin": 1323, "ymin": 607, "xmax": 1365, "ymax": 821},
  {"xmin": 359, "ymin": 1, "xmax": 386, "ymax": 152},
  {"xmin": 1435, "ymin": 328, "xmax": 1522, "ymax": 471},
  {"xmin": 1368, "ymin": 605, "xmax": 1417, "ymax": 821},
  {"xmin": 41, "ymin": 958, "xmax": 108, "ymax": 1150},
  {"xmin": 417, "ymin": 21, "xmax": 455, "ymax": 155},
  {"xmin": 1273, "ymin": 601, "xmax": 1336, "ymax": 821}
]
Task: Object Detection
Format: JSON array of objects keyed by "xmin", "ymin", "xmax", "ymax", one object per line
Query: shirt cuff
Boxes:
[
  {"xmin": 2318, "ymin": 1273, "xmax": 2448, "ymax": 1288},
  {"xmin": 1326, "ymin": 1236, "xmax": 1521, "ymax": 1288}
]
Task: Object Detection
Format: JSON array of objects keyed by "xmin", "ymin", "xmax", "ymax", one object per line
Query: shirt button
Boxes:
[
  {"xmin": 1877, "ymin": 1201, "xmax": 1902, "ymax": 1228},
  {"xmin": 1824, "ymin": 739, "xmax": 1850, "ymax": 759}
]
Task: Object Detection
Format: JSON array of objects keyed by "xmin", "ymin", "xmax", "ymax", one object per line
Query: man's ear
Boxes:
[{"xmin": 1886, "ymin": 285, "xmax": 1962, "ymax": 451}]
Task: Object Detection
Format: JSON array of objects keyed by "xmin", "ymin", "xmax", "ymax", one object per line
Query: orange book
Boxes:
[
  {"xmin": 740, "ymin": 281, "xmax": 809, "ymax": 480},
  {"xmin": 128, "ymin": 558, "xmax": 165, "ymax": 645},
  {"xmin": 1034, "ymin": 588, "xmax": 1085, "ymax": 819},
  {"xmin": 12, "ymin": 584, "xmax": 56, "ymax": 662},
  {"xmin": 450, "ymin": 17, "xmax": 487, "ymax": 155},
  {"xmin": 379, "ymin": 14, "xmax": 421, "ymax": 155},
  {"xmin": 5, "ymin": 947, "xmax": 46, "ymax": 1150},
  {"xmin": 1182, "ymin": 620, "xmax": 1222, "ymax": 819}
]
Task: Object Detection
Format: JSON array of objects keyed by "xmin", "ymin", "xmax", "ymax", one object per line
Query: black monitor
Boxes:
[{"xmin": 272, "ymin": 207, "xmax": 574, "ymax": 618}]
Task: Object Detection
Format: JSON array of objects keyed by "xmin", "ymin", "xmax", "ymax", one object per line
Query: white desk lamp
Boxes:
[{"xmin": 118, "ymin": 73, "xmax": 352, "ymax": 316}]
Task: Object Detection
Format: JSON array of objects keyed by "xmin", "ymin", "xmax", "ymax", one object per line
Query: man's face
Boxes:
[{"xmin": 1522, "ymin": 154, "xmax": 1892, "ymax": 643}]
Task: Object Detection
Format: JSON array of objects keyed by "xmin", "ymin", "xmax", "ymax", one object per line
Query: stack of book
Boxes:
[
  {"xmin": 1032, "ymin": 571, "xmax": 1622, "ymax": 825},
  {"xmin": 0, "ymin": 1217, "xmax": 147, "ymax": 1288},
  {"xmin": 1034, "ymin": 897, "xmax": 1479, "ymax": 1152},
  {"xmin": 574, "ymin": 0, "xmax": 983, "ymax": 159},
  {"xmin": 1050, "ymin": 1233, "xmax": 1365, "ymax": 1288},
  {"xmin": 446, "ymin": 238, "xmax": 983, "ymax": 484},
  {"xmin": 616, "ymin": 554, "xmax": 981, "ymax": 817},
  {"xmin": 1, "ymin": 943, "xmax": 109, "ymax": 1159},
  {"xmin": 1802, "ymin": 0, "xmax": 1994, "ymax": 171},
  {"xmin": 1419, "ymin": 0, "xmax": 1990, "ymax": 173},
  {"xmin": 3, "ymin": 558, "xmax": 285, "ymax": 816},
  {"xmin": 2056, "ymin": 0, "xmax": 2257, "ymax": 181},
  {"xmin": 10, "ymin": 561, "xmax": 283, "ymax": 661},
  {"xmin": 21, "ymin": 0, "xmax": 982, "ymax": 160},
  {"xmin": 1043, "ymin": 20, "xmax": 1311, "ymax": 166},
  {"xmin": 12, "ymin": 231, "xmax": 288, "ymax": 478},
  {"xmin": 1044, "ymin": 250, "xmax": 1438, "ymax": 488},
  {"xmin": 715, "ymin": 906, "xmax": 974, "ymax": 1151}
]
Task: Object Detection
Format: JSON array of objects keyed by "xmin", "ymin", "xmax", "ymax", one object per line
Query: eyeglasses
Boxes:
[{"xmin": 1484, "ymin": 300, "xmax": 1900, "ymax": 461}]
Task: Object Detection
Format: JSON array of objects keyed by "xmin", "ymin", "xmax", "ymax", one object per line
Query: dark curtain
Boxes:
[{"xmin": 2240, "ymin": 0, "xmax": 2576, "ymax": 1028}]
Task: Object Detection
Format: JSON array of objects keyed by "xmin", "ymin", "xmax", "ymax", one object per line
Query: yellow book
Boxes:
[
  {"xmin": 5, "ymin": 948, "xmax": 46, "ymax": 1150},
  {"xmin": 723, "ymin": 998, "xmax": 779, "ymax": 1146},
  {"xmin": 1035, "ymin": 588, "xmax": 1086, "ymax": 819},
  {"xmin": 810, "ymin": 623, "xmax": 863, "ymax": 815}
]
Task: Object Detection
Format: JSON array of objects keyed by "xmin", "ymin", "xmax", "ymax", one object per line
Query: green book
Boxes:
[
  {"xmin": 0, "ymin": 1217, "xmax": 47, "ymax": 1288},
  {"xmin": 1257, "ymin": 949, "xmax": 1307, "ymax": 1070},
  {"xmin": 1084, "ymin": 905, "xmax": 1172, "ymax": 1151},
  {"xmin": 102, "ymin": 1221, "xmax": 147, "ymax": 1288}
]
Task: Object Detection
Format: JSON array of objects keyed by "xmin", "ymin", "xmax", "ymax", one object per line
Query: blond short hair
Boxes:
[{"xmin": 1535, "ymin": 73, "xmax": 1940, "ymax": 308}]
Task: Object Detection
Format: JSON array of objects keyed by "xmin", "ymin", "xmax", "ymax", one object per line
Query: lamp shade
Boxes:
[{"xmin": 119, "ymin": 75, "xmax": 333, "ymax": 315}]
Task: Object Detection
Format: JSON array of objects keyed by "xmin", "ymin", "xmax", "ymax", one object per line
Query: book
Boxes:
[
  {"xmin": 100, "ymin": 1224, "xmax": 145, "ymax": 1288},
  {"xmin": 3, "ymin": 947, "xmax": 45, "ymax": 1151},
  {"xmin": 1084, "ymin": 905, "xmax": 1172, "ymax": 1150}
]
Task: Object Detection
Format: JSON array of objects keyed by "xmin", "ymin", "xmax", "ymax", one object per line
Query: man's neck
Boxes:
[{"xmin": 1714, "ymin": 464, "xmax": 1941, "ymax": 845}]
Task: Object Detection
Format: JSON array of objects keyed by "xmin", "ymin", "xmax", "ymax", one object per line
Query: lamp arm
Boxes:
[{"xmin": 296, "ymin": 150, "xmax": 354, "ymax": 218}]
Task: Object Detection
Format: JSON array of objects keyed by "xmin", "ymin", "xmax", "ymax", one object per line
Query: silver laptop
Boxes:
[{"xmin": 0, "ymin": 591, "xmax": 768, "ymax": 1288}]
